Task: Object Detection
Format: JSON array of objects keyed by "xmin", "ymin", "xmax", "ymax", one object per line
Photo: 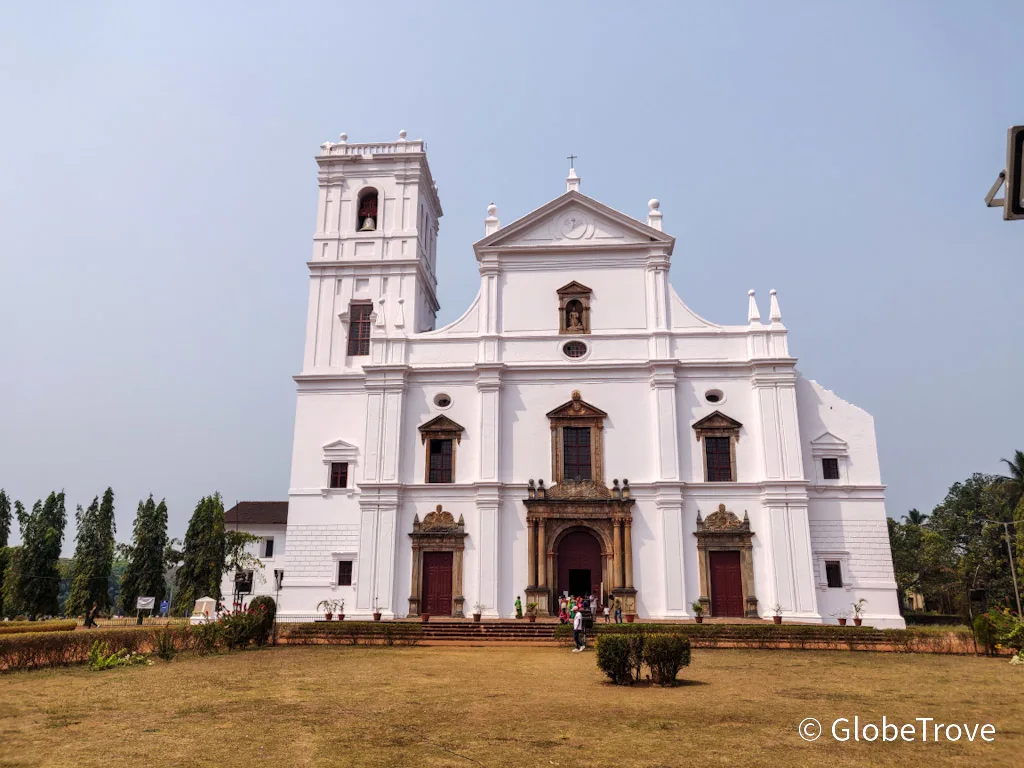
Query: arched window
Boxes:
[{"xmin": 357, "ymin": 188, "xmax": 378, "ymax": 231}]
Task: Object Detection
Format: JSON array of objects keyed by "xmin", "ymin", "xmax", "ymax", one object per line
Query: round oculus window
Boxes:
[
  {"xmin": 704, "ymin": 389, "xmax": 724, "ymax": 404},
  {"xmin": 562, "ymin": 340, "xmax": 588, "ymax": 359},
  {"xmin": 433, "ymin": 393, "xmax": 452, "ymax": 408}
]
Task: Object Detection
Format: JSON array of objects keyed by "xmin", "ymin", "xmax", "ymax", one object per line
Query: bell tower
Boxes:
[{"xmin": 301, "ymin": 130, "xmax": 443, "ymax": 373}]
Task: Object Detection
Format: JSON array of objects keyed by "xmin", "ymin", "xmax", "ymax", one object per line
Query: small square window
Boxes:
[
  {"xmin": 822, "ymin": 457, "xmax": 840, "ymax": 480},
  {"xmin": 330, "ymin": 462, "xmax": 349, "ymax": 489},
  {"xmin": 263, "ymin": 537, "xmax": 274, "ymax": 558},
  {"xmin": 337, "ymin": 560, "xmax": 353, "ymax": 586},
  {"xmin": 825, "ymin": 560, "xmax": 844, "ymax": 589}
]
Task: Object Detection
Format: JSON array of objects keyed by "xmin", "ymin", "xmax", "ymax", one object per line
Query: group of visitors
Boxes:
[{"xmin": 557, "ymin": 593, "xmax": 624, "ymax": 625}]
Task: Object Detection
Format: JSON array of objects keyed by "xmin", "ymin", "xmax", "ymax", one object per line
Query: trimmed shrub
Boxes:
[
  {"xmin": 596, "ymin": 635, "xmax": 632, "ymax": 685},
  {"xmin": 0, "ymin": 620, "xmax": 76, "ymax": 636},
  {"xmin": 248, "ymin": 596, "xmax": 276, "ymax": 646},
  {"xmin": 644, "ymin": 634, "xmax": 691, "ymax": 685}
]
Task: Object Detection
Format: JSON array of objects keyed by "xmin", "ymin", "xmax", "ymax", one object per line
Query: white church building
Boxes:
[{"xmin": 224, "ymin": 131, "xmax": 904, "ymax": 628}]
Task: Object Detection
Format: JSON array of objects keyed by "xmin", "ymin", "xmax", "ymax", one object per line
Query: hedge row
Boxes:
[
  {"xmin": 281, "ymin": 622, "xmax": 423, "ymax": 646},
  {"xmin": 0, "ymin": 628, "xmax": 161, "ymax": 672},
  {"xmin": 554, "ymin": 623, "xmax": 981, "ymax": 654},
  {"xmin": 0, "ymin": 620, "xmax": 77, "ymax": 636}
]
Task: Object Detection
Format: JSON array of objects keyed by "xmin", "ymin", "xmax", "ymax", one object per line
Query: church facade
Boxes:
[{"xmin": 227, "ymin": 132, "xmax": 904, "ymax": 628}]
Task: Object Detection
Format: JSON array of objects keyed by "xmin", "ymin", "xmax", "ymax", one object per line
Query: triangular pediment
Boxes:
[
  {"xmin": 810, "ymin": 431, "xmax": 848, "ymax": 448},
  {"xmin": 322, "ymin": 439, "xmax": 359, "ymax": 461},
  {"xmin": 691, "ymin": 411, "xmax": 743, "ymax": 431},
  {"xmin": 556, "ymin": 281, "xmax": 592, "ymax": 296},
  {"xmin": 474, "ymin": 190, "xmax": 674, "ymax": 251},
  {"xmin": 418, "ymin": 415, "xmax": 466, "ymax": 435},
  {"xmin": 546, "ymin": 390, "xmax": 608, "ymax": 419}
]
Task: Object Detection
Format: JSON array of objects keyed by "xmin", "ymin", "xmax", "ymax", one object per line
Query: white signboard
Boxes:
[{"xmin": 136, "ymin": 596, "xmax": 156, "ymax": 610}]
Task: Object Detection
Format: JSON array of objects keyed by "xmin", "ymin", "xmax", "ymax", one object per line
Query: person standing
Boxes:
[
  {"xmin": 572, "ymin": 607, "xmax": 584, "ymax": 652},
  {"xmin": 614, "ymin": 597, "xmax": 623, "ymax": 624},
  {"xmin": 83, "ymin": 602, "xmax": 99, "ymax": 629},
  {"xmin": 515, "ymin": 595, "xmax": 523, "ymax": 619}
]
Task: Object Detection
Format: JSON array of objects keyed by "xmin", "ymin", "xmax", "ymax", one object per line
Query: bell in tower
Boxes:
[{"xmin": 357, "ymin": 188, "xmax": 378, "ymax": 231}]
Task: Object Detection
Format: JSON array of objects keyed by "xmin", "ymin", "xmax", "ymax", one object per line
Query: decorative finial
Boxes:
[
  {"xmin": 747, "ymin": 290, "xmax": 761, "ymax": 324},
  {"xmin": 484, "ymin": 202, "xmax": 500, "ymax": 236},
  {"xmin": 571, "ymin": 389, "xmax": 582, "ymax": 401},
  {"xmin": 398, "ymin": 129, "xmax": 407, "ymax": 141},
  {"xmin": 339, "ymin": 133, "xmax": 348, "ymax": 143},
  {"xmin": 647, "ymin": 198, "xmax": 663, "ymax": 231},
  {"xmin": 769, "ymin": 289, "xmax": 782, "ymax": 323}
]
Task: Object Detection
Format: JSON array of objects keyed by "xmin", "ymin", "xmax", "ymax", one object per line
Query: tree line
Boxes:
[
  {"xmin": 0, "ymin": 489, "xmax": 260, "ymax": 620},
  {"xmin": 888, "ymin": 450, "xmax": 1024, "ymax": 615}
]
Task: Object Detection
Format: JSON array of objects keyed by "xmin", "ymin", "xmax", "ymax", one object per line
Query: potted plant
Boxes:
[
  {"xmin": 526, "ymin": 602, "xmax": 538, "ymax": 623},
  {"xmin": 472, "ymin": 602, "xmax": 485, "ymax": 622},
  {"xmin": 317, "ymin": 599, "xmax": 334, "ymax": 622},
  {"xmin": 691, "ymin": 601, "xmax": 704, "ymax": 624},
  {"xmin": 852, "ymin": 598, "xmax": 867, "ymax": 627},
  {"xmin": 336, "ymin": 598, "xmax": 345, "ymax": 621},
  {"xmin": 372, "ymin": 598, "xmax": 382, "ymax": 622},
  {"xmin": 772, "ymin": 603, "xmax": 783, "ymax": 625},
  {"xmin": 832, "ymin": 609, "xmax": 848, "ymax": 627},
  {"xmin": 625, "ymin": 611, "xmax": 635, "ymax": 623},
  {"xmin": 421, "ymin": 612, "xmax": 430, "ymax": 623}
]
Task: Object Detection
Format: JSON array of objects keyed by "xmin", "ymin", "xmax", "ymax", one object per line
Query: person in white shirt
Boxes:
[{"xmin": 572, "ymin": 609, "xmax": 584, "ymax": 652}]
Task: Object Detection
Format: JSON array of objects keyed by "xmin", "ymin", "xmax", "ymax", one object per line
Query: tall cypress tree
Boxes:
[
  {"xmin": 119, "ymin": 495, "xmax": 169, "ymax": 613},
  {"xmin": 12, "ymin": 492, "xmax": 67, "ymax": 619},
  {"xmin": 66, "ymin": 488, "xmax": 117, "ymax": 616},
  {"xmin": 172, "ymin": 494, "xmax": 226, "ymax": 615},
  {"xmin": 0, "ymin": 490, "xmax": 11, "ymax": 617}
]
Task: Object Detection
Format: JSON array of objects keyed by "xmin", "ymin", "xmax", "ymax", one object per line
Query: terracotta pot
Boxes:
[
  {"xmin": 528, "ymin": 614, "xmax": 537, "ymax": 623},
  {"xmin": 373, "ymin": 612, "xmax": 382, "ymax": 622},
  {"xmin": 838, "ymin": 618, "xmax": 847, "ymax": 626},
  {"xmin": 337, "ymin": 614, "xmax": 344, "ymax": 621},
  {"xmin": 695, "ymin": 616, "xmax": 703, "ymax": 624},
  {"xmin": 773, "ymin": 616, "xmax": 782, "ymax": 625},
  {"xmin": 625, "ymin": 614, "xmax": 635, "ymax": 623},
  {"xmin": 854, "ymin": 618, "xmax": 863, "ymax": 626},
  {"xmin": 473, "ymin": 613, "xmax": 482, "ymax": 622},
  {"xmin": 421, "ymin": 613, "xmax": 430, "ymax": 623},
  {"xmin": 325, "ymin": 613, "xmax": 333, "ymax": 621}
]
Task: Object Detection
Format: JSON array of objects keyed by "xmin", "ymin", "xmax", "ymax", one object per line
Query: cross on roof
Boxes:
[{"xmin": 567, "ymin": 153, "xmax": 577, "ymax": 170}]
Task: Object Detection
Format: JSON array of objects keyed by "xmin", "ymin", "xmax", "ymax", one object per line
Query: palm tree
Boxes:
[
  {"xmin": 905, "ymin": 508, "xmax": 928, "ymax": 526},
  {"xmin": 999, "ymin": 450, "xmax": 1024, "ymax": 509}
]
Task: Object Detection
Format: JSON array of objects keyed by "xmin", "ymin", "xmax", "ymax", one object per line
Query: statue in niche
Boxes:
[{"xmin": 565, "ymin": 299, "xmax": 584, "ymax": 332}]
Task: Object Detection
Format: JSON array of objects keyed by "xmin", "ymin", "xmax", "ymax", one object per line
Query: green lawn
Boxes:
[{"xmin": 0, "ymin": 645, "xmax": 1020, "ymax": 767}]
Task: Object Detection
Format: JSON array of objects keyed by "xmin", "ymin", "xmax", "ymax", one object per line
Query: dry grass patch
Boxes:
[{"xmin": 0, "ymin": 646, "xmax": 1020, "ymax": 767}]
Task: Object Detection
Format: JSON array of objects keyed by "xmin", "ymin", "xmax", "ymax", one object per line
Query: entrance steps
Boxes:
[{"xmin": 410, "ymin": 619, "xmax": 560, "ymax": 644}]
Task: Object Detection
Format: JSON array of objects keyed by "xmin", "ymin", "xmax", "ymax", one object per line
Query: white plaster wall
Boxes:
[
  {"xmin": 218, "ymin": 524, "xmax": 287, "ymax": 607},
  {"xmin": 262, "ymin": 140, "xmax": 907, "ymax": 626}
]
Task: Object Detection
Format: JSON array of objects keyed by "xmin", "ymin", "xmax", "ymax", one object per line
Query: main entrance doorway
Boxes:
[
  {"xmin": 709, "ymin": 550, "xmax": 744, "ymax": 617},
  {"xmin": 421, "ymin": 551, "xmax": 453, "ymax": 616},
  {"xmin": 557, "ymin": 530, "xmax": 603, "ymax": 599}
]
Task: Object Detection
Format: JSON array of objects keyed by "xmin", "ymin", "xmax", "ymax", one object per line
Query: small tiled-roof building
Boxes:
[{"xmin": 221, "ymin": 502, "xmax": 288, "ymax": 604}]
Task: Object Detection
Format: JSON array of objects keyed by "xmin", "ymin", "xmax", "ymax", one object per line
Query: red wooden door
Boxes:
[
  {"xmin": 422, "ymin": 551, "xmax": 453, "ymax": 616},
  {"xmin": 709, "ymin": 550, "xmax": 744, "ymax": 617}
]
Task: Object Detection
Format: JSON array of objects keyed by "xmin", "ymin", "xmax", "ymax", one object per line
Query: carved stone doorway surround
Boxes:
[
  {"xmin": 408, "ymin": 505, "xmax": 467, "ymax": 617},
  {"xmin": 523, "ymin": 480, "xmax": 636, "ymax": 616},
  {"xmin": 694, "ymin": 504, "xmax": 758, "ymax": 618}
]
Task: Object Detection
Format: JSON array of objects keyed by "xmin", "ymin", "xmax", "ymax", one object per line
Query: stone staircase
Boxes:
[{"xmin": 414, "ymin": 619, "xmax": 560, "ymax": 644}]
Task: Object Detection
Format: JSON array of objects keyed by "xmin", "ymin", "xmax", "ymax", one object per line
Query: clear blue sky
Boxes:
[{"xmin": 1, "ymin": 2, "xmax": 1021, "ymax": 549}]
